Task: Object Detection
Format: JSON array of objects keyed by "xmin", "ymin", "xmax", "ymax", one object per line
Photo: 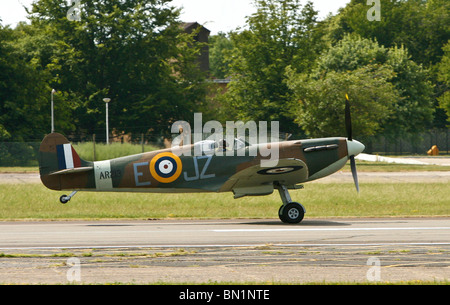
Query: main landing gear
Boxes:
[
  {"xmin": 275, "ymin": 184, "xmax": 305, "ymax": 224},
  {"xmin": 59, "ymin": 191, "xmax": 78, "ymax": 204}
]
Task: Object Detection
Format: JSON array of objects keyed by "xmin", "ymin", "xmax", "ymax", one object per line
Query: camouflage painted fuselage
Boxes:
[{"xmin": 39, "ymin": 133, "xmax": 353, "ymax": 198}]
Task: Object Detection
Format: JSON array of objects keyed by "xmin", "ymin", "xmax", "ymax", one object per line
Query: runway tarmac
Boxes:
[
  {"xmin": 1, "ymin": 218, "xmax": 449, "ymax": 249},
  {"xmin": 0, "ymin": 218, "xmax": 449, "ymax": 284}
]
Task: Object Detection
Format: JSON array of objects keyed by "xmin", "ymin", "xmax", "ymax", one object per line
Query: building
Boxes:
[{"xmin": 182, "ymin": 22, "xmax": 210, "ymax": 73}]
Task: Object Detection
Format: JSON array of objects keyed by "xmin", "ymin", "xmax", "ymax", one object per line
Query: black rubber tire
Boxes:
[
  {"xmin": 280, "ymin": 202, "xmax": 305, "ymax": 224},
  {"xmin": 60, "ymin": 195, "xmax": 69, "ymax": 204}
]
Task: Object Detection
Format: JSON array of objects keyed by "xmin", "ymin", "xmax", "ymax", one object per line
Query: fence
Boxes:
[
  {"xmin": 1, "ymin": 129, "xmax": 449, "ymax": 167},
  {"xmin": 0, "ymin": 137, "xmax": 163, "ymax": 167},
  {"xmin": 361, "ymin": 129, "xmax": 449, "ymax": 155},
  {"xmin": 0, "ymin": 142, "xmax": 41, "ymax": 167}
]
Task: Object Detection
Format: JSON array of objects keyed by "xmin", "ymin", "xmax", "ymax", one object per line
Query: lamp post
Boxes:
[
  {"xmin": 103, "ymin": 98, "xmax": 111, "ymax": 144},
  {"xmin": 51, "ymin": 89, "xmax": 56, "ymax": 133}
]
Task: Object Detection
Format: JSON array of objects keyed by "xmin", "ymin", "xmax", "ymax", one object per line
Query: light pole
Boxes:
[
  {"xmin": 103, "ymin": 98, "xmax": 111, "ymax": 144},
  {"xmin": 51, "ymin": 89, "xmax": 56, "ymax": 133}
]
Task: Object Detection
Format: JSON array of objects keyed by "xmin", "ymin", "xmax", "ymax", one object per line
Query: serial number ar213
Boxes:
[{"xmin": 99, "ymin": 169, "xmax": 121, "ymax": 180}]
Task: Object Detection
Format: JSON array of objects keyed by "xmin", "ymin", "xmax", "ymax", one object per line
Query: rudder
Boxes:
[{"xmin": 39, "ymin": 133, "xmax": 92, "ymax": 190}]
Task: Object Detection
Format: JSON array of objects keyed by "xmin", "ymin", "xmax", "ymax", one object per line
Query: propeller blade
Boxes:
[
  {"xmin": 345, "ymin": 94, "xmax": 352, "ymax": 141},
  {"xmin": 345, "ymin": 95, "xmax": 361, "ymax": 193},
  {"xmin": 350, "ymin": 156, "xmax": 360, "ymax": 193}
]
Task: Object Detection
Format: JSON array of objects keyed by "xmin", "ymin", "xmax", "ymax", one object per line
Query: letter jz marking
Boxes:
[{"xmin": 184, "ymin": 156, "xmax": 215, "ymax": 181}]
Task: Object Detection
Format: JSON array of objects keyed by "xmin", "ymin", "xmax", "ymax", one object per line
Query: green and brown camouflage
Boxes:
[{"xmin": 38, "ymin": 132, "xmax": 364, "ymax": 223}]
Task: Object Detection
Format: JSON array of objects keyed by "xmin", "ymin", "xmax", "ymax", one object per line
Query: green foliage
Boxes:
[
  {"xmin": 0, "ymin": 24, "xmax": 52, "ymax": 141},
  {"xmin": 209, "ymin": 32, "xmax": 234, "ymax": 79},
  {"xmin": 314, "ymin": 33, "xmax": 388, "ymax": 73},
  {"xmin": 286, "ymin": 64, "xmax": 398, "ymax": 138},
  {"xmin": 0, "ymin": 142, "xmax": 39, "ymax": 166},
  {"xmin": 1, "ymin": 0, "xmax": 208, "ymax": 141},
  {"xmin": 437, "ymin": 41, "xmax": 450, "ymax": 124},
  {"xmin": 384, "ymin": 45, "xmax": 434, "ymax": 136},
  {"xmin": 318, "ymin": 0, "xmax": 448, "ymax": 129},
  {"xmin": 1, "ymin": 0, "xmax": 448, "ymax": 144},
  {"xmin": 285, "ymin": 34, "xmax": 435, "ymax": 138},
  {"xmin": 217, "ymin": 0, "xmax": 322, "ymax": 133},
  {"xmin": 326, "ymin": 0, "xmax": 450, "ymax": 67}
]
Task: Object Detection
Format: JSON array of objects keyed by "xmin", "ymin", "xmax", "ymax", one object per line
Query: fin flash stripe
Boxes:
[{"xmin": 56, "ymin": 144, "xmax": 81, "ymax": 170}]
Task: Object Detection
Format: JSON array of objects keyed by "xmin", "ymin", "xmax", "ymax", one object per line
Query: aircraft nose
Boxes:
[{"xmin": 347, "ymin": 139, "xmax": 365, "ymax": 157}]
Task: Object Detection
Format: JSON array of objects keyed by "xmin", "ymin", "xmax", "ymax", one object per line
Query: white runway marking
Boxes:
[
  {"xmin": 1, "ymin": 219, "xmax": 448, "ymax": 251},
  {"xmin": 2, "ymin": 226, "xmax": 448, "ymax": 236}
]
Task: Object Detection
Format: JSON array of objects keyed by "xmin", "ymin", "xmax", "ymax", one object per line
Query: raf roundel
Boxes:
[{"xmin": 150, "ymin": 152, "xmax": 182, "ymax": 183}]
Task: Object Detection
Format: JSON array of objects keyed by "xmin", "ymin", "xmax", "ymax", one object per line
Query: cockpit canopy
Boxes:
[{"xmin": 193, "ymin": 138, "xmax": 248, "ymax": 155}]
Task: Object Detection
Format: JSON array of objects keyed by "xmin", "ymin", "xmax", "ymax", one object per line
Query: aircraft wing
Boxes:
[{"xmin": 223, "ymin": 158, "xmax": 308, "ymax": 198}]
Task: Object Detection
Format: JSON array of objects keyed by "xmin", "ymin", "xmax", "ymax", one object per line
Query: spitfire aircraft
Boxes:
[{"xmin": 38, "ymin": 97, "xmax": 364, "ymax": 223}]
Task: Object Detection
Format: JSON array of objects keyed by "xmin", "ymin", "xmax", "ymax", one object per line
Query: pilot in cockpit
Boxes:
[{"xmin": 218, "ymin": 139, "xmax": 229, "ymax": 152}]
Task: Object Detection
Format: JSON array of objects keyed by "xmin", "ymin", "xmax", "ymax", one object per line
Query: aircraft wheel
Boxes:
[
  {"xmin": 279, "ymin": 202, "xmax": 305, "ymax": 224},
  {"xmin": 60, "ymin": 195, "xmax": 70, "ymax": 204}
]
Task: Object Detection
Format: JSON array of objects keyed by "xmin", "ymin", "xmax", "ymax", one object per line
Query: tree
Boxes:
[
  {"xmin": 437, "ymin": 40, "xmax": 450, "ymax": 125},
  {"xmin": 325, "ymin": 0, "xmax": 450, "ymax": 67},
  {"xmin": 286, "ymin": 65, "xmax": 398, "ymax": 138},
  {"xmin": 311, "ymin": 34, "xmax": 434, "ymax": 138},
  {"xmin": 218, "ymin": 0, "xmax": 322, "ymax": 133},
  {"xmin": 0, "ymin": 23, "xmax": 51, "ymax": 141},
  {"xmin": 209, "ymin": 32, "xmax": 233, "ymax": 79},
  {"xmin": 28, "ymin": 0, "xmax": 208, "ymax": 138},
  {"xmin": 316, "ymin": 0, "xmax": 449, "ymax": 130}
]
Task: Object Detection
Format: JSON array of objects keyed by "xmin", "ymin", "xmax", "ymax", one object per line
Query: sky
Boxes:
[{"xmin": 0, "ymin": 0, "xmax": 351, "ymax": 35}]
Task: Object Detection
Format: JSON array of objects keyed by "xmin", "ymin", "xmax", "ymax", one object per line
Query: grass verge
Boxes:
[
  {"xmin": 0, "ymin": 183, "xmax": 448, "ymax": 220},
  {"xmin": 342, "ymin": 161, "xmax": 449, "ymax": 172}
]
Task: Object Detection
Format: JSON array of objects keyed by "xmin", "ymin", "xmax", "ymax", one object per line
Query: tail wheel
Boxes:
[
  {"xmin": 60, "ymin": 195, "xmax": 70, "ymax": 204},
  {"xmin": 279, "ymin": 202, "xmax": 305, "ymax": 224},
  {"xmin": 59, "ymin": 191, "xmax": 78, "ymax": 204}
]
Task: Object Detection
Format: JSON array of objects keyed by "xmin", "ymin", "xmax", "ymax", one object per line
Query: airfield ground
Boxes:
[
  {"xmin": 0, "ymin": 218, "xmax": 448, "ymax": 284},
  {"xmin": 0, "ymin": 158, "xmax": 448, "ymax": 284}
]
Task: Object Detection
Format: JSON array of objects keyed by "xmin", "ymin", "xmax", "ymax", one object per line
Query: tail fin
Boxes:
[{"xmin": 39, "ymin": 133, "xmax": 93, "ymax": 190}]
